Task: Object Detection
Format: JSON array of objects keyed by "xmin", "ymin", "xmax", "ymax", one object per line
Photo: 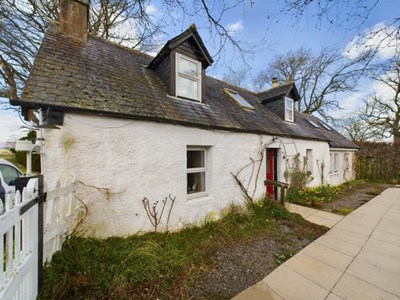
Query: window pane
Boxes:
[
  {"xmin": 0, "ymin": 165, "xmax": 20, "ymax": 185},
  {"xmin": 187, "ymin": 172, "xmax": 205, "ymax": 194},
  {"xmin": 179, "ymin": 57, "xmax": 198, "ymax": 78},
  {"xmin": 187, "ymin": 150, "xmax": 205, "ymax": 168},
  {"xmin": 285, "ymin": 109, "xmax": 292, "ymax": 121},
  {"xmin": 177, "ymin": 75, "xmax": 198, "ymax": 99}
]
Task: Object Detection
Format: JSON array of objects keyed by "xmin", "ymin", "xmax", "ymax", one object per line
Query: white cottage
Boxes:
[{"xmin": 13, "ymin": 0, "xmax": 358, "ymax": 237}]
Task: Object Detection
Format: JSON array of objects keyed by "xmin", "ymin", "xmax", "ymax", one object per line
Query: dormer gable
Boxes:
[
  {"xmin": 147, "ymin": 24, "xmax": 213, "ymax": 102},
  {"xmin": 257, "ymin": 81, "xmax": 300, "ymax": 122}
]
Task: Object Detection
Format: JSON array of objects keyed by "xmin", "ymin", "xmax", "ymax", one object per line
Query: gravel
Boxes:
[{"xmin": 189, "ymin": 219, "xmax": 326, "ymax": 299}]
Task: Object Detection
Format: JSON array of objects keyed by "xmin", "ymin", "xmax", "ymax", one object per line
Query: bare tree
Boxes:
[
  {"xmin": 336, "ymin": 116, "xmax": 379, "ymax": 142},
  {"xmin": 0, "ymin": 0, "xmax": 254, "ymax": 108},
  {"xmin": 222, "ymin": 66, "xmax": 249, "ymax": 88},
  {"xmin": 359, "ymin": 56, "xmax": 400, "ymax": 142},
  {"xmin": 254, "ymin": 47, "xmax": 373, "ymax": 120}
]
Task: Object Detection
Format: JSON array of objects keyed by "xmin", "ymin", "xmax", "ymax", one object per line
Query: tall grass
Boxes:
[{"xmin": 39, "ymin": 200, "xmax": 316, "ymax": 299}]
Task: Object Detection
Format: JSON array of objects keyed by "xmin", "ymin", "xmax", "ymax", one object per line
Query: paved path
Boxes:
[
  {"xmin": 233, "ymin": 188, "xmax": 400, "ymax": 300},
  {"xmin": 285, "ymin": 203, "xmax": 343, "ymax": 228}
]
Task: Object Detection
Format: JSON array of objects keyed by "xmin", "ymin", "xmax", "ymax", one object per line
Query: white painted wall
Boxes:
[{"xmin": 40, "ymin": 113, "xmax": 356, "ymax": 237}]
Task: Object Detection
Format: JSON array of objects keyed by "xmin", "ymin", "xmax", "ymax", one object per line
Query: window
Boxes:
[
  {"xmin": 285, "ymin": 97, "xmax": 294, "ymax": 122},
  {"xmin": 187, "ymin": 148, "xmax": 207, "ymax": 196},
  {"xmin": 176, "ymin": 53, "xmax": 201, "ymax": 101},
  {"xmin": 224, "ymin": 88, "xmax": 255, "ymax": 110},
  {"xmin": 334, "ymin": 153, "xmax": 339, "ymax": 173},
  {"xmin": 330, "ymin": 153, "xmax": 339, "ymax": 174},
  {"xmin": 0, "ymin": 164, "xmax": 21, "ymax": 186},
  {"xmin": 307, "ymin": 119, "xmax": 320, "ymax": 128},
  {"xmin": 306, "ymin": 149, "xmax": 313, "ymax": 174}
]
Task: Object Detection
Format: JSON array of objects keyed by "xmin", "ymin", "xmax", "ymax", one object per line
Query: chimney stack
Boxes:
[
  {"xmin": 272, "ymin": 77, "xmax": 279, "ymax": 88},
  {"xmin": 59, "ymin": 0, "xmax": 89, "ymax": 41}
]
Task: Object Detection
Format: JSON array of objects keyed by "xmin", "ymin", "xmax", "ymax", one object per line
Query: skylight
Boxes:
[
  {"xmin": 307, "ymin": 119, "xmax": 320, "ymax": 128},
  {"xmin": 224, "ymin": 88, "xmax": 255, "ymax": 110},
  {"xmin": 320, "ymin": 121, "xmax": 332, "ymax": 131}
]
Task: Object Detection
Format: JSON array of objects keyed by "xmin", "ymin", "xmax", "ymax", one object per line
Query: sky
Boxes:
[{"xmin": 0, "ymin": 0, "xmax": 399, "ymax": 144}]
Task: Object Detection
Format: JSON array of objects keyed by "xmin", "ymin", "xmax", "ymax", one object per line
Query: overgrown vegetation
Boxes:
[
  {"xmin": 286, "ymin": 180, "xmax": 390, "ymax": 214},
  {"xmin": 284, "ymin": 153, "xmax": 313, "ymax": 191},
  {"xmin": 40, "ymin": 200, "xmax": 325, "ymax": 299},
  {"xmin": 287, "ymin": 184, "xmax": 343, "ymax": 207}
]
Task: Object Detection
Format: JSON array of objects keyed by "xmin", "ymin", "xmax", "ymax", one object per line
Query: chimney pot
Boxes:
[
  {"xmin": 272, "ymin": 77, "xmax": 279, "ymax": 88},
  {"xmin": 59, "ymin": 0, "xmax": 89, "ymax": 41}
]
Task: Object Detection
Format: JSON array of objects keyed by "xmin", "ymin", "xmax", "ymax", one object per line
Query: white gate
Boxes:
[{"xmin": 0, "ymin": 177, "xmax": 40, "ymax": 300}]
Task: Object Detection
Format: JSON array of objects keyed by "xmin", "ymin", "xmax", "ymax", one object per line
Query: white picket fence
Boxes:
[
  {"xmin": 43, "ymin": 178, "xmax": 77, "ymax": 263},
  {"xmin": 0, "ymin": 177, "xmax": 77, "ymax": 300},
  {"xmin": 0, "ymin": 178, "xmax": 40, "ymax": 300}
]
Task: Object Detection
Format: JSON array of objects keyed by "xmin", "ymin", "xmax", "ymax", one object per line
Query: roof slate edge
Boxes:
[
  {"xmin": 148, "ymin": 24, "xmax": 213, "ymax": 70},
  {"xmin": 11, "ymin": 98, "xmax": 339, "ymax": 146}
]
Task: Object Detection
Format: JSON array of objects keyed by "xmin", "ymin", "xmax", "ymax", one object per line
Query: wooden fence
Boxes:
[
  {"xmin": 356, "ymin": 142, "xmax": 400, "ymax": 181},
  {"xmin": 0, "ymin": 176, "xmax": 77, "ymax": 299}
]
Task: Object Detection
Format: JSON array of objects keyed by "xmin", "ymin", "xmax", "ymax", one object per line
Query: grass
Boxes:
[{"xmin": 39, "ymin": 200, "xmax": 323, "ymax": 299}]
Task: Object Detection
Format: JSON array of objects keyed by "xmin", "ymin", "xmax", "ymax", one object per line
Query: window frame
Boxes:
[
  {"xmin": 329, "ymin": 152, "xmax": 339, "ymax": 174},
  {"xmin": 334, "ymin": 153, "xmax": 339, "ymax": 173},
  {"xmin": 187, "ymin": 147, "xmax": 208, "ymax": 198},
  {"xmin": 306, "ymin": 149, "xmax": 313, "ymax": 174},
  {"xmin": 224, "ymin": 88, "xmax": 255, "ymax": 111},
  {"xmin": 284, "ymin": 97, "xmax": 294, "ymax": 122},
  {"xmin": 176, "ymin": 53, "xmax": 202, "ymax": 101}
]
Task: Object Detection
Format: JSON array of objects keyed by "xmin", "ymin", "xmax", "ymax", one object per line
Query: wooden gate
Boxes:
[{"xmin": 0, "ymin": 176, "xmax": 43, "ymax": 300}]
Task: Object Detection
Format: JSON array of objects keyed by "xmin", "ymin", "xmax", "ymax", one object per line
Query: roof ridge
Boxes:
[
  {"xmin": 48, "ymin": 20, "xmax": 156, "ymax": 60},
  {"xmin": 256, "ymin": 82, "xmax": 294, "ymax": 95}
]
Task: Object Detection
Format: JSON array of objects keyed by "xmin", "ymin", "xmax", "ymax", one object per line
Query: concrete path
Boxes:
[
  {"xmin": 233, "ymin": 188, "xmax": 400, "ymax": 300},
  {"xmin": 285, "ymin": 203, "xmax": 343, "ymax": 228}
]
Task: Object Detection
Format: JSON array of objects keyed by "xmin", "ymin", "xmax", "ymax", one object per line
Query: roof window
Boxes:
[
  {"xmin": 320, "ymin": 121, "xmax": 332, "ymax": 130},
  {"xmin": 224, "ymin": 88, "xmax": 254, "ymax": 110},
  {"xmin": 307, "ymin": 119, "xmax": 320, "ymax": 128}
]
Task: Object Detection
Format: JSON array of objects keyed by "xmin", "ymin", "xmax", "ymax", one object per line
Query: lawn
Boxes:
[{"xmin": 39, "ymin": 200, "xmax": 327, "ymax": 299}]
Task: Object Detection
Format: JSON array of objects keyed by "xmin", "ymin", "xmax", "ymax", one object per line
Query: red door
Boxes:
[{"xmin": 266, "ymin": 148, "xmax": 275, "ymax": 198}]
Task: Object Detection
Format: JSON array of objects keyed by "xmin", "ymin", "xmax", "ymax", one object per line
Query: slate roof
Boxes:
[
  {"xmin": 257, "ymin": 83, "xmax": 300, "ymax": 102},
  {"xmin": 14, "ymin": 22, "xmax": 357, "ymax": 149}
]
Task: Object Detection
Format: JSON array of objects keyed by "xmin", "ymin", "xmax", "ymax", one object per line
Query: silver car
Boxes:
[{"xmin": 0, "ymin": 158, "xmax": 23, "ymax": 213}]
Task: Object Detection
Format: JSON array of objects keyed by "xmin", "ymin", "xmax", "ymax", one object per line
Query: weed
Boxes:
[{"xmin": 275, "ymin": 245, "xmax": 294, "ymax": 264}]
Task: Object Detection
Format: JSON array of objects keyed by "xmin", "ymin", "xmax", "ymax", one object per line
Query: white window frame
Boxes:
[
  {"xmin": 306, "ymin": 149, "xmax": 313, "ymax": 174},
  {"xmin": 330, "ymin": 152, "xmax": 339, "ymax": 174},
  {"xmin": 334, "ymin": 153, "xmax": 339, "ymax": 173},
  {"xmin": 284, "ymin": 97, "xmax": 294, "ymax": 122},
  {"xmin": 187, "ymin": 147, "xmax": 208, "ymax": 198},
  {"xmin": 176, "ymin": 53, "xmax": 202, "ymax": 101}
]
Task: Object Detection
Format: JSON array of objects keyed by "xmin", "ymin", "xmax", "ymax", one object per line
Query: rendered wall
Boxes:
[{"xmin": 41, "ymin": 113, "xmax": 355, "ymax": 237}]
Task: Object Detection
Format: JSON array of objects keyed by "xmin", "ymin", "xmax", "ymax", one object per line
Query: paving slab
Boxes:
[
  {"xmin": 262, "ymin": 265, "xmax": 330, "ymax": 300},
  {"xmin": 356, "ymin": 247, "xmax": 400, "ymax": 276},
  {"xmin": 346, "ymin": 257, "xmax": 400, "ymax": 296},
  {"xmin": 233, "ymin": 187, "xmax": 400, "ymax": 300},
  {"xmin": 285, "ymin": 203, "xmax": 343, "ymax": 228},
  {"xmin": 232, "ymin": 282, "xmax": 283, "ymax": 300},
  {"xmin": 283, "ymin": 252, "xmax": 343, "ymax": 290},
  {"xmin": 332, "ymin": 273, "xmax": 400, "ymax": 300},
  {"xmin": 300, "ymin": 242, "xmax": 353, "ymax": 272}
]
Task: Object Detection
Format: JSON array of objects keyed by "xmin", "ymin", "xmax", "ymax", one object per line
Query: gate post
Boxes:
[{"xmin": 37, "ymin": 174, "xmax": 44, "ymax": 293}]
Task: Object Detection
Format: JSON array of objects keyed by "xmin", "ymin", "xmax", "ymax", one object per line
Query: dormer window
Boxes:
[
  {"xmin": 176, "ymin": 53, "xmax": 201, "ymax": 101},
  {"xmin": 284, "ymin": 97, "xmax": 294, "ymax": 122}
]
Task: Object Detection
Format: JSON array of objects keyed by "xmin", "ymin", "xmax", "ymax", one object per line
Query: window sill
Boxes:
[{"xmin": 187, "ymin": 192, "xmax": 211, "ymax": 201}]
